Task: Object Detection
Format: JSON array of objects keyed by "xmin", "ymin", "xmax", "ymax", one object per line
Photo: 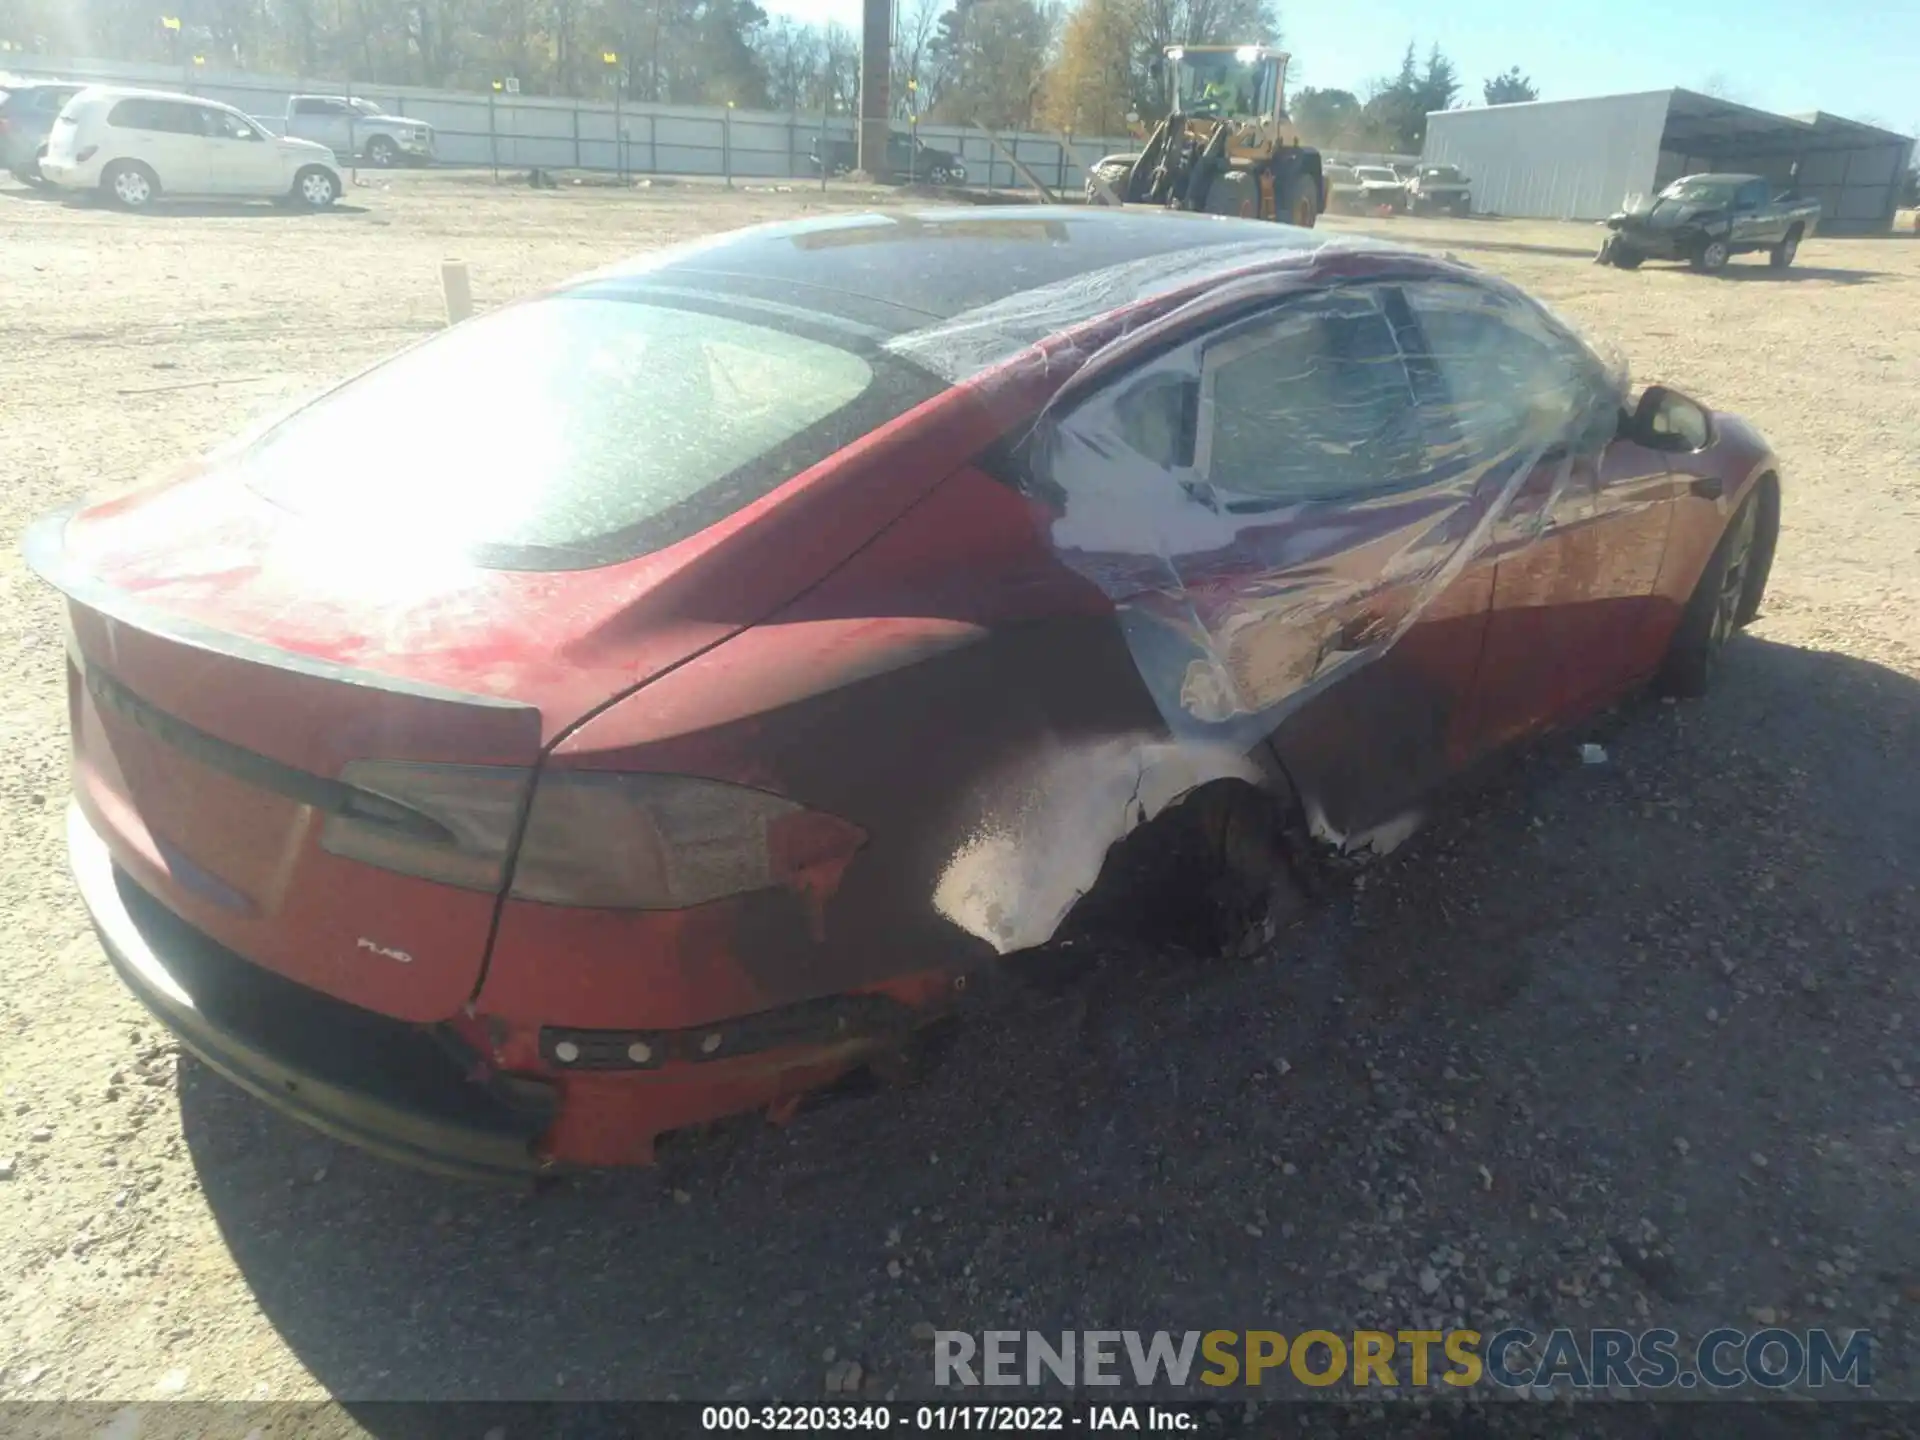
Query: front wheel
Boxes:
[
  {"xmin": 364, "ymin": 135, "xmax": 398, "ymax": 168},
  {"xmin": 1657, "ymin": 490, "xmax": 1769, "ymax": 697},
  {"xmin": 1612, "ymin": 245, "xmax": 1645, "ymax": 269},
  {"xmin": 1277, "ymin": 169, "xmax": 1318, "ymax": 228},
  {"xmin": 1769, "ymin": 226, "xmax": 1802, "ymax": 269},
  {"xmin": 293, "ymin": 165, "xmax": 340, "ymax": 209},
  {"xmin": 1692, "ymin": 237, "xmax": 1731, "ymax": 273},
  {"xmin": 101, "ymin": 160, "xmax": 158, "ymax": 210}
]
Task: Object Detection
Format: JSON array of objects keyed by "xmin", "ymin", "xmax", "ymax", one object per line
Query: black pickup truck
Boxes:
[
  {"xmin": 1598, "ymin": 172, "xmax": 1822, "ymax": 273},
  {"xmin": 809, "ymin": 132, "xmax": 968, "ymax": 184}
]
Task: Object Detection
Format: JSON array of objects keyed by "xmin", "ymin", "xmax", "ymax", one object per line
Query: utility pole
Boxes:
[
  {"xmin": 605, "ymin": 50, "xmax": 624, "ymax": 182},
  {"xmin": 855, "ymin": 0, "xmax": 890, "ymax": 179}
]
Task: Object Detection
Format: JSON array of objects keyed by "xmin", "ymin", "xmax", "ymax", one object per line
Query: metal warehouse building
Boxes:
[{"xmin": 1421, "ymin": 90, "xmax": 1914, "ymax": 232}]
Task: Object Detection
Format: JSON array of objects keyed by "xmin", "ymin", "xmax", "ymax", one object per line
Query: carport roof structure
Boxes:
[{"xmin": 1660, "ymin": 89, "xmax": 1910, "ymax": 159}]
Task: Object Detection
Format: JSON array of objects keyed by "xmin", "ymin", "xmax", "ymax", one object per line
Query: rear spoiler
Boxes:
[{"xmin": 22, "ymin": 503, "xmax": 536, "ymax": 713}]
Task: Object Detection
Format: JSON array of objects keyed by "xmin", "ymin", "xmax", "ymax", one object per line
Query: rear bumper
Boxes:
[
  {"xmin": 67, "ymin": 801, "xmax": 557, "ymax": 1185},
  {"xmin": 38, "ymin": 157, "xmax": 95, "ymax": 190}
]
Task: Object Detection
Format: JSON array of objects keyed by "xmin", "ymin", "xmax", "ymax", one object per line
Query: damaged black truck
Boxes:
[{"xmin": 1597, "ymin": 173, "xmax": 1822, "ymax": 273}]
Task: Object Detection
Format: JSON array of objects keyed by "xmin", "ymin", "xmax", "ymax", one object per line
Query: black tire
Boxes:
[
  {"xmin": 292, "ymin": 165, "xmax": 340, "ymax": 209},
  {"xmin": 364, "ymin": 135, "xmax": 398, "ymax": 168},
  {"xmin": 1277, "ymin": 168, "xmax": 1318, "ymax": 228},
  {"xmin": 101, "ymin": 160, "xmax": 159, "ymax": 210},
  {"xmin": 1692, "ymin": 236, "xmax": 1731, "ymax": 273},
  {"xmin": 21, "ymin": 146, "xmax": 49, "ymax": 186},
  {"xmin": 1657, "ymin": 490, "xmax": 1767, "ymax": 697},
  {"xmin": 1734, "ymin": 475, "xmax": 1780, "ymax": 627},
  {"xmin": 1769, "ymin": 224, "xmax": 1802, "ymax": 269},
  {"xmin": 1612, "ymin": 246, "xmax": 1645, "ymax": 269},
  {"xmin": 1202, "ymin": 169, "xmax": 1257, "ymax": 218}
]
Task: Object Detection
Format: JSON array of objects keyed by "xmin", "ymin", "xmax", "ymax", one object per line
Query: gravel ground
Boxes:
[{"xmin": 0, "ymin": 172, "xmax": 1916, "ymax": 1410}]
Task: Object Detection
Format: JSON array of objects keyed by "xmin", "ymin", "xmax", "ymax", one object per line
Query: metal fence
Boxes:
[{"xmin": 2, "ymin": 53, "xmax": 1133, "ymax": 191}]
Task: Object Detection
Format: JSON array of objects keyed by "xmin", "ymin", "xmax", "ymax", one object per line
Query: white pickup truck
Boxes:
[{"xmin": 282, "ymin": 95, "xmax": 433, "ymax": 167}]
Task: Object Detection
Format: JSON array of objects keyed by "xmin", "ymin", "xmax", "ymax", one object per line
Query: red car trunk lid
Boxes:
[{"xmin": 30, "ymin": 372, "xmax": 1005, "ymax": 1019}]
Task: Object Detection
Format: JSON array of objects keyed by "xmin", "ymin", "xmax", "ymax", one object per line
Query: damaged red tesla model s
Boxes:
[{"xmin": 28, "ymin": 208, "xmax": 1780, "ymax": 1181}]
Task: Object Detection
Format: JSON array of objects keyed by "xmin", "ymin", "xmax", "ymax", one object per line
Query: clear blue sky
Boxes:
[{"xmin": 774, "ymin": 0, "xmax": 1918, "ymax": 133}]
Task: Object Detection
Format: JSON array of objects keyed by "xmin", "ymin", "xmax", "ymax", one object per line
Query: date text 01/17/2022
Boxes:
[{"xmin": 698, "ymin": 1404, "xmax": 1193, "ymax": 1430}]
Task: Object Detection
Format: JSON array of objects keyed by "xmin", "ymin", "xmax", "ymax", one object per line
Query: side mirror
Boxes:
[{"xmin": 1629, "ymin": 385, "xmax": 1712, "ymax": 452}]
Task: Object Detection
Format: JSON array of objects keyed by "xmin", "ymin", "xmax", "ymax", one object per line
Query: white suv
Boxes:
[{"xmin": 40, "ymin": 86, "xmax": 343, "ymax": 210}]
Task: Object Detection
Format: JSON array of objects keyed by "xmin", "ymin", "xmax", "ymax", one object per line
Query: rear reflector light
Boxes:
[{"xmin": 320, "ymin": 762, "xmax": 864, "ymax": 910}]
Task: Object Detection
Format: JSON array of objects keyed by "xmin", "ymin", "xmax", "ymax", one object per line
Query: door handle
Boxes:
[{"xmin": 1687, "ymin": 474, "xmax": 1724, "ymax": 500}]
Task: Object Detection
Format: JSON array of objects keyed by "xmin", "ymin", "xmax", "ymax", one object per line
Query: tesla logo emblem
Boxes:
[{"xmin": 356, "ymin": 938, "xmax": 413, "ymax": 965}]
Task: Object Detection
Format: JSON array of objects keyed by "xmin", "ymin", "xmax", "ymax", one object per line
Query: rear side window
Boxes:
[
  {"xmin": 294, "ymin": 98, "xmax": 346, "ymax": 116},
  {"xmin": 107, "ymin": 98, "xmax": 204, "ymax": 134},
  {"xmin": 237, "ymin": 296, "xmax": 929, "ymax": 570}
]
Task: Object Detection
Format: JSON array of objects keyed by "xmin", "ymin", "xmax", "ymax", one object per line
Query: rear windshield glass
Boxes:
[{"xmin": 239, "ymin": 296, "xmax": 927, "ymax": 570}]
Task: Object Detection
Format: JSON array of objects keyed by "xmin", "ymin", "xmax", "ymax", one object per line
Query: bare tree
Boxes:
[
  {"xmin": 821, "ymin": 20, "xmax": 859, "ymax": 112},
  {"xmin": 891, "ymin": 0, "xmax": 943, "ymax": 118},
  {"xmin": 1698, "ymin": 71, "xmax": 1752, "ymax": 104}
]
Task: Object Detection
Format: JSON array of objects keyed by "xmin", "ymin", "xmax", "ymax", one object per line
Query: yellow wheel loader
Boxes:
[{"xmin": 1085, "ymin": 45, "xmax": 1322, "ymax": 227}]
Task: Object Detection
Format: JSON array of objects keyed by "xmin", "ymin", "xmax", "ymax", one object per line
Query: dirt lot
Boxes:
[{"xmin": 1, "ymin": 171, "xmax": 1917, "ymax": 1409}]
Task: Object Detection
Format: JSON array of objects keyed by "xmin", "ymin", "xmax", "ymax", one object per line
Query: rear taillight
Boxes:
[
  {"xmin": 321, "ymin": 761, "xmax": 529, "ymax": 891},
  {"xmin": 320, "ymin": 762, "xmax": 864, "ymax": 910}
]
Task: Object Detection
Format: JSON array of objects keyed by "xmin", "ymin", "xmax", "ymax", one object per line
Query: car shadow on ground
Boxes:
[
  {"xmin": 0, "ymin": 185, "xmax": 369, "ymax": 217},
  {"xmin": 177, "ymin": 633, "xmax": 1920, "ymax": 1409},
  {"xmin": 1712, "ymin": 264, "xmax": 1884, "ymax": 284}
]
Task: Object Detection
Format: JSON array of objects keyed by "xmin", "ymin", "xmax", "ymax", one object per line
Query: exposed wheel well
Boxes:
[{"xmin": 1053, "ymin": 776, "xmax": 1308, "ymax": 958}]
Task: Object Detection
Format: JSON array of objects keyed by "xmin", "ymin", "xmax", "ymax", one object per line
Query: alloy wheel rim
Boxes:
[
  {"xmin": 116, "ymin": 170, "xmax": 149, "ymax": 204},
  {"xmin": 1710, "ymin": 504, "xmax": 1757, "ymax": 651},
  {"xmin": 1705, "ymin": 241, "xmax": 1728, "ymax": 268},
  {"xmin": 303, "ymin": 173, "xmax": 333, "ymax": 204}
]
